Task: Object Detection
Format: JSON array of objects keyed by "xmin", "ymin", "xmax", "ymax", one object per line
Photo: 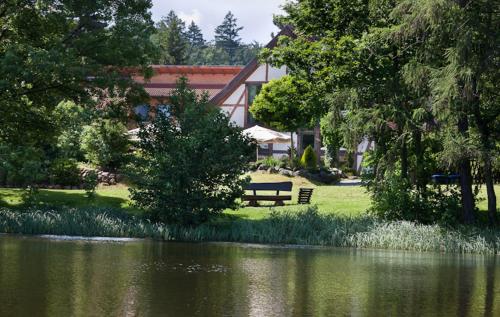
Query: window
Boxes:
[
  {"xmin": 157, "ymin": 104, "xmax": 171, "ymax": 118},
  {"xmin": 247, "ymin": 84, "xmax": 262, "ymax": 126},
  {"xmin": 134, "ymin": 104, "xmax": 150, "ymax": 121}
]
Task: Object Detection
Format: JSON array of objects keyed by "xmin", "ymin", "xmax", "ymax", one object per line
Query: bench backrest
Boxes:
[{"xmin": 244, "ymin": 182, "xmax": 293, "ymax": 192}]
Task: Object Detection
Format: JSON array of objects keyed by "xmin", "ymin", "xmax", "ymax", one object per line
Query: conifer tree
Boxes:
[
  {"xmin": 186, "ymin": 21, "xmax": 205, "ymax": 47},
  {"xmin": 214, "ymin": 11, "xmax": 243, "ymax": 64},
  {"xmin": 153, "ymin": 10, "xmax": 188, "ymax": 64}
]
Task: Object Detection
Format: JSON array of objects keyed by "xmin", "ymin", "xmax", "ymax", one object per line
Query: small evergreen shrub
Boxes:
[{"xmin": 300, "ymin": 145, "xmax": 317, "ymax": 170}]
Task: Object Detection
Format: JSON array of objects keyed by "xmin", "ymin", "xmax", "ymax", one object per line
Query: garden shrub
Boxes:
[
  {"xmin": 259, "ymin": 156, "xmax": 281, "ymax": 168},
  {"xmin": 80, "ymin": 119, "xmax": 129, "ymax": 170},
  {"xmin": 127, "ymin": 78, "xmax": 254, "ymax": 225},
  {"xmin": 369, "ymin": 173, "xmax": 462, "ymax": 225},
  {"xmin": 82, "ymin": 170, "xmax": 99, "ymax": 198},
  {"xmin": 49, "ymin": 158, "xmax": 80, "ymax": 186},
  {"xmin": 300, "ymin": 145, "xmax": 317, "ymax": 170}
]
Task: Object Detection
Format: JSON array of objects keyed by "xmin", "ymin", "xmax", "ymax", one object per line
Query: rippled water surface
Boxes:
[{"xmin": 0, "ymin": 235, "xmax": 499, "ymax": 316}]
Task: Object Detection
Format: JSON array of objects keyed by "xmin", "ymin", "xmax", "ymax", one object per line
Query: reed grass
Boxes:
[{"xmin": 1, "ymin": 207, "xmax": 499, "ymax": 254}]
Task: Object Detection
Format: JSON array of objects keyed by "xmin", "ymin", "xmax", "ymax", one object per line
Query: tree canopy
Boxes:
[
  {"xmin": 261, "ymin": 0, "xmax": 499, "ymax": 224},
  {"xmin": 128, "ymin": 78, "xmax": 254, "ymax": 224},
  {"xmin": 150, "ymin": 10, "xmax": 262, "ymax": 66},
  {"xmin": 0, "ymin": 0, "xmax": 155, "ymax": 146}
]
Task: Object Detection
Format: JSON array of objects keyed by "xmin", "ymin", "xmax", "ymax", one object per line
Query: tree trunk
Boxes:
[
  {"xmin": 401, "ymin": 136, "xmax": 408, "ymax": 180},
  {"xmin": 290, "ymin": 131, "xmax": 295, "ymax": 163},
  {"xmin": 413, "ymin": 129, "xmax": 426, "ymax": 192},
  {"xmin": 470, "ymin": 83, "xmax": 497, "ymax": 224},
  {"xmin": 483, "ymin": 155, "xmax": 497, "ymax": 224},
  {"xmin": 457, "ymin": 114, "xmax": 475, "ymax": 223}
]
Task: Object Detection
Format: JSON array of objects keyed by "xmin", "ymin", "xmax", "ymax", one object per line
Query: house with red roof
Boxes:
[{"xmin": 131, "ymin": 27, "xmax": 327, "ymax": 161}]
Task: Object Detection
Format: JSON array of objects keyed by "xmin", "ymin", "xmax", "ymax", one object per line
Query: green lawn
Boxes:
[{"xmin": 0, "ymin": 173, "xmax": 498, "ymax": 221}]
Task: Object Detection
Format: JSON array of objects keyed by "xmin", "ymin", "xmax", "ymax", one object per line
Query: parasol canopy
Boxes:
[{"xmin": 243, "ymin": 125, "xmax": 291, "ymax": 144}]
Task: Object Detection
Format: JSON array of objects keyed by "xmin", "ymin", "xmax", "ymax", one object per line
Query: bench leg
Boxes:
[
  {"xmin": 274, "ymin": 200, "xmax": 285, "ymax": 206},
  {"xmin": 248, "ymin": 200, "xmax": 259, "ymax": 207}
]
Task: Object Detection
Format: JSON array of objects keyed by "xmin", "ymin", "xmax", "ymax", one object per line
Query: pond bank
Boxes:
[{"xmin": 0, "ymin": 207, "xmax": 499, "ymax": 255}]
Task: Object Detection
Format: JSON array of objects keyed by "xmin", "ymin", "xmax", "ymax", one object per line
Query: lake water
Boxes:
[{"xmin": 0, "ymin": 235, "xmax": 499, "ymax": 317}]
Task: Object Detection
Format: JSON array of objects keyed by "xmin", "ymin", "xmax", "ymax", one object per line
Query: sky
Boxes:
[{"xmin": 151, "ymin": 0, "xmax": 287, "ymax": 44}]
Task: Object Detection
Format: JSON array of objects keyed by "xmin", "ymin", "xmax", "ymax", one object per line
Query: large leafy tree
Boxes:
[
  {"xmin": 0, "ymin": 0, "xmax": 155, "ymax": 147},
  {"xmin": 128, "ymin": 78, "xmax": 254, "ymax": 225},
  {"xmin": 261, "ymin": 0, "xmax": 491, "ymax": 224},
  {"xmin": 250, "ymin": 75, "xmax": 317, "ymax": 160},
  {"xmin": 391, "ymin": 0, "xmax": 499, "ymax": 223},
  {"xmin": 215, "ymin": 11, "xmax": 244, "ymax": 64}
]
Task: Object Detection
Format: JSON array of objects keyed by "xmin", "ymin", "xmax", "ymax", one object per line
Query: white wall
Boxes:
[
  {"xmin": 268, "ymin": 66, "xmax": 287, "ymax": 80},
  {"xmin": 224, "ymin": 85, "xmax": 245, "ymax": 105},
  {"xmin": 246, "ymin": 64, "xmax": 267, "ymax": 82}
]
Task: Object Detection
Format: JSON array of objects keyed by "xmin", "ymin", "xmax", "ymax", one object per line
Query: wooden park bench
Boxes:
[{"xmin": 243, "ymin": 182, "xmax": 293, "ymax": 207}]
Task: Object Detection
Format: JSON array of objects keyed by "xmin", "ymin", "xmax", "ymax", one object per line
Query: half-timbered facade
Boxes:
[{"xmin": 132, "ymin": 26, "xmax": 370, "ymax": 170}]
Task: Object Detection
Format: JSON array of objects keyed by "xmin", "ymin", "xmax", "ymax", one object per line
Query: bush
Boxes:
[
  {"xmin": 82, "ymin": 170, "xmax": 98, "ymax": 198},
  {"xmin": 80, "ymin": 119, "xmax": 129, "ymax": 170},
  {"xmin": 48, "ymin": 158, "xmax": 80, "ymax": 186},
  {"xmin": 369, "ymin": 174, "xmax": 462, "ymax": 225},
  {"xmin": 258, "ymin": 156, "xmax": 281, "ymax": 168},
  {"xmin": 127, "ymin": 78, "xmax": 254, "ymax": 225},
  {"xmin": 300, "ymin": 145, "xmax": 317, "ymax": 170}
]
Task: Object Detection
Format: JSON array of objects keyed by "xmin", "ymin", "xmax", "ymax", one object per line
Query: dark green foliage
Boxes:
[
  {"xmin": 0, "ymin": 0, "xmax": 155, "ymax": 147},
  {"xmin": 215, "ymin": 11, "xmax": 243, "ymax": 64},
  {"xmin": 48, "ymin": 158, "xmax": 80, "ymax": 186},
  {"xmin": 368, "ymin": 173, "xmax": 462, "ymax": 225},
  {"xmin": 128, "ymin": 78, "xmax": 254, "ymax": 225},
  {"xmin": 80, "ymin": 119, "xmax": 129, "ymax": 170},
  {"xmin": 152, "ymin": 10, "xmax": 188, "ymax": 64},
  {"xmin": 186, "ymin": 21, "xmax": 205, "ymax": 47},
  {"xmin": 264, "ymin": 0, "xmax": 500, "ymax": 224},
  {"xmin": 151, "ymin": 11, "xmax": 260, "ymax": 66},
  {"xmin": 300, "ymin": 145, "xmax": 318, "ymax": 170},
  {"xmin": 0, "ymin": 144, "xmax": 46, "ymax": 187}
]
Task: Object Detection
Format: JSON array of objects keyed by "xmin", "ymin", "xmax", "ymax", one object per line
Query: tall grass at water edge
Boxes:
[{"xmin": 0, "ymin": 207, "xmax": 499, "ymax": 254}]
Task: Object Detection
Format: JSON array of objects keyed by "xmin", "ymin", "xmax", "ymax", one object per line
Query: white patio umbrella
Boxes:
[
  {"xmin": 243, "ymin": 125, "xmax": 291, "ymax": 159},
  {"xmin": 126, "ymin": 128, "xmax": 140, "ymax": 142}
]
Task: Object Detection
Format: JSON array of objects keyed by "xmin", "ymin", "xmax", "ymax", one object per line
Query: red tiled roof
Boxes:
[
  {"xmin": 145, "ymin": 87, "xmax": 222, "ymax": 99},
  {"xmin": 133, "ymin": 65, "xmax": 243, "ymax": 98}
]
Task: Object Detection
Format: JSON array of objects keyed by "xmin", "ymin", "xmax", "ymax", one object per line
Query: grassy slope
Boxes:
[{"xmin": 0, "ymin": 173, "xmax": 498, "ymax": 220}]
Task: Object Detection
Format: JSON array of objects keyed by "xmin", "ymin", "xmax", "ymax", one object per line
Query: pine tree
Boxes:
[
  {"xmin": 186, "ymin": 21, "xmax": 205, "ymax": 47},
  {"xmin": 153, "ymin": 10, "xmax": 188, "ymax": 65},
  {"xmin": 214, "ymin": 11, "xmax": 243, "ymax": 64}
]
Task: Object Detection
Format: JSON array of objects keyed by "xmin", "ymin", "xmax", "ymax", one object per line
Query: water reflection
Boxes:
[{"xmin": 0, "ymin": 236, "xmax": 499, "ymax": 317}]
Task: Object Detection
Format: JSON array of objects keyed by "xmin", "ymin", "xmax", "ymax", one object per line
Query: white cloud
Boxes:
[{"xmin": 178, "ymin": 9, "xmax": 202, "ymax": 25}]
